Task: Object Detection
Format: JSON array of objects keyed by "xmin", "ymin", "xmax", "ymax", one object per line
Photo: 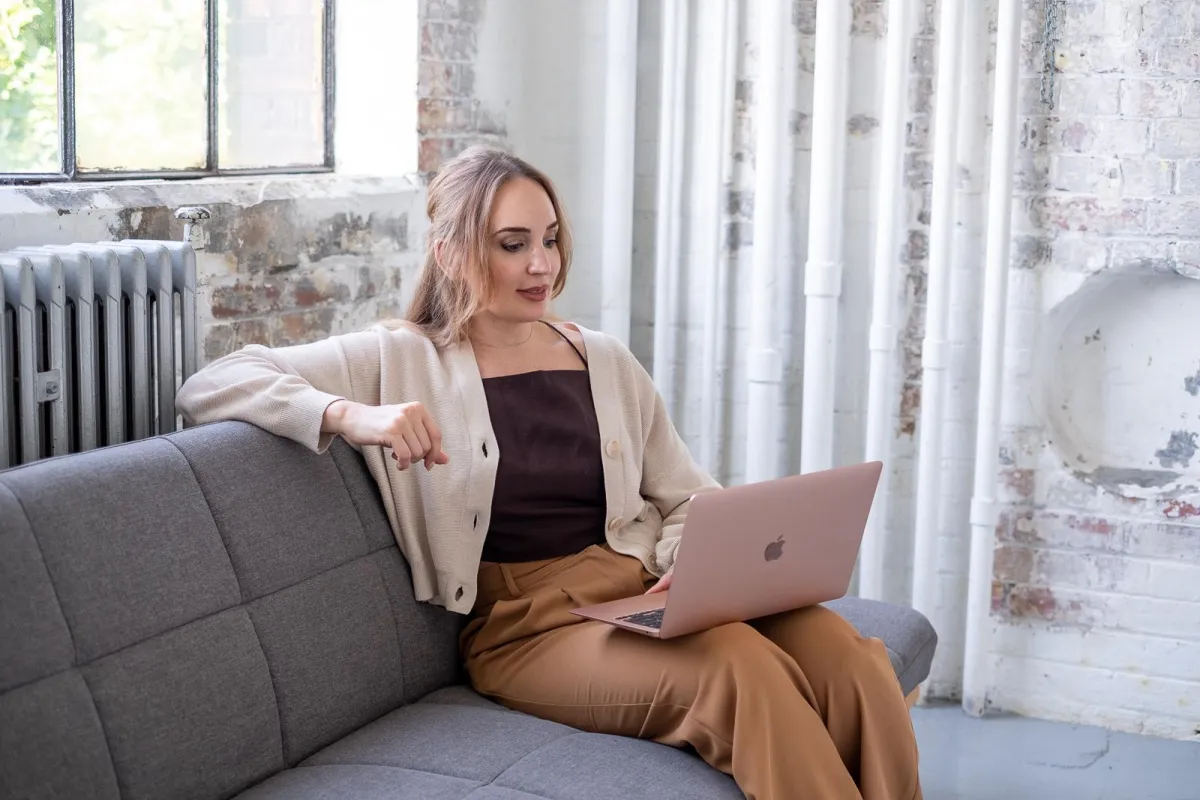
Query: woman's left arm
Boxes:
[{"xmin": 628, "ymin": 352, "xmax": 722, "ymax": 578}]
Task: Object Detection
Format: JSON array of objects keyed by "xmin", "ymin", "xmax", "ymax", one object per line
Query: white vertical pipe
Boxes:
[
  {"xmin": 699, "ymin": 0, "xmax": 738, "ymax": 470},
  {"xmin": 928, "ymin": 0, "xmax": 989, "ymax": 696},
  {"xmin": 651, "ymin": 0, "xmax": 688, "ymax": 412},
  {"xmin": 859, "ymin": 0, "xmax": 918, "ymax": 601},
  {"xmin": 745, "ymin": 0, "xmax": 794, "ymax": 484},
  {"xmin": 911, "ymin": 0, "xmax": 965, "ymax": 622},
  {"xmin": 600, "ymin": 0, "xmax": 639, "ymax": 345},
  {"xmin": 799, "ymin": 0, "xmax": 852, "ymax": 476},
  {"xmin": 963, "ymin": 0, "xmax": 1022, "ymax": 717}
]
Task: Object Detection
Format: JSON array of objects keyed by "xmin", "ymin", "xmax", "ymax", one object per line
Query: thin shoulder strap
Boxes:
[{"xmin": 540, "ymin": 319, "xmax": 588, "ymax": 367}]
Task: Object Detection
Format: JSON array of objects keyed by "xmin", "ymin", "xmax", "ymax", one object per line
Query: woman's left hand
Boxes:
[{"xmin": 645, "ymin": 569, "xmax": 673, "ymax": 594}]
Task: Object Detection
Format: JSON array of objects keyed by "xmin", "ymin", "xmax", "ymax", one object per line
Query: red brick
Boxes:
[
  {"xmin": 290, "ymin": 275, "xmax": 353, "ymax": 308},
  {"xmin": 1000, "ymin": 467, "xmax": 1036, "ymax": 500},
  {"xmin": 993, "ymin": 545, "xmax": 1035, "ymax": 583},
  {"xmin": 1006, "ymin": 585, "xmax": 1060, "ymax": 621},
  {"xmin": 204, "ymin": 319, "xmax": 271, "ymax": 361},
  {"xmin": 209, "ymin": 280, "xmax": 285, "ymax": 320},
  {"xmin": 272, "ymin": 308, "xmax": 338, "ymax": 348},
  {"xmin": 418, "ymin": 98, "xmax": 477, "ymax": 135},
  {"xmin": 1028, "ymin": 196, "xmax": 1147, "ymax": 235},
  {"xmin": 1163, "ymin": 499, "xmax": 1200, "ymax": 520}
]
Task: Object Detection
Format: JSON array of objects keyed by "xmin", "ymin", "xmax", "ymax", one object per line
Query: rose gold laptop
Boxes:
[{"xmin": 570, "ymin": 461, "xmax": 882, "ymax": 639}]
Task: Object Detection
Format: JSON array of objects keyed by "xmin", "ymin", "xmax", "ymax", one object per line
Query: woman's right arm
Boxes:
[
  {"xmin": 177, "ymin": 330, "xmax": 448, "ymax": 469},
  {"xmin": 176, "ymin": 331, "xmax": 375, "ymax": 454}
]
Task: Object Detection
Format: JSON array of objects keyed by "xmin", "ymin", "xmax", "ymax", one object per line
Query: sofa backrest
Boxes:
[{"xmin": 0, "ymin": 421, "xmax": 463, "ymax": 800}]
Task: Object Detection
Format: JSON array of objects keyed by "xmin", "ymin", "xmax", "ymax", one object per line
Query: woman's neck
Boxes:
[{"xmin": 469, "ymin": 314, "xmax": 538, "ymax": 349}]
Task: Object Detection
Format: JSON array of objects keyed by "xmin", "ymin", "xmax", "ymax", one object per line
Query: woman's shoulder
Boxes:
[
  {"xmin": 553, "ymin": 321, "xmax": 655, "ymax": 392},
  {"xmin": 367, "ymin": 320, "xmax": 441, "ymax": 354}
]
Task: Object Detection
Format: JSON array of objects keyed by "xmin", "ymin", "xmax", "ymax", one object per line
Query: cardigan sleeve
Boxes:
[
  {"xmin": 626, "ymin": 351, "xmax": 722, "ymax": 573},
  {"xmin": 175, "ymin": 329, "xmax": 382, "ymax": 454}
]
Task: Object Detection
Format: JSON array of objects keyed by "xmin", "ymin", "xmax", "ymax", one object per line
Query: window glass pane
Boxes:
[
  {"xmin": 0, "ymin": 0, "xmax": 60, "ymax": 173},
  {"xmin": 218, "ymin": 0, "xmax": 325, "ymax": 169},
  {"xmin": 75, "ymin": 0, "xmax": 206, "ymax": 172}
]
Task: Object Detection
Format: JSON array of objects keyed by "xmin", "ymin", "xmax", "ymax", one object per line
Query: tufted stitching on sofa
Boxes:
[
  {"xmin": 164, "ymin": 436, "xmax": 288, "ymax": 772},
  {"xmin": 0, "ymin": 479, "xmax": 125, "ymax": 797}
]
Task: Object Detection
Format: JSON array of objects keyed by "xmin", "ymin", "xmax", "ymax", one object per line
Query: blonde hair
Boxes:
[{"xmin": 393, "ymin": 146, "xmax": 574, "ymax": 346}]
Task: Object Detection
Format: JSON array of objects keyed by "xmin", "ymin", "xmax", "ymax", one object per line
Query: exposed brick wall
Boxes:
[
  {"xmin": 2, "ymin": 178, "xmax": 423, "ymax": 364},
  {"xmin": 985, "ymin": 0, "xmax": 1200, "ymax": 738},
  {"xmin": 417, "ymin": 0, "xmax": 507, "ymax": 175}
]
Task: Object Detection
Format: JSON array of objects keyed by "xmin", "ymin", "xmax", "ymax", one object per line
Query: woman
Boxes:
[{"xmin": 176, "ymin": 146, "xmax": 922, "ymax": 800}]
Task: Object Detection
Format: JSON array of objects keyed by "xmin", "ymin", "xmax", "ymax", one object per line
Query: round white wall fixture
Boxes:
[{"xmin": 1033, "ymin": 266, "xmax": 1200, "ymax": 500}]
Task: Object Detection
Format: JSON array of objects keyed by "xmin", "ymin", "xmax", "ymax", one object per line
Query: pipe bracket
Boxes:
[
  {"xmin": 748, "ymin": 348, "xmax": 783, "ymax": 383},
  {"xmin": 921, "ymin": 338, "xmax": 949, "ymax": 370},
  {"xmin": 869, "ymin": 323, "xmax": 896, "ymax": 352},
  {"xmin": 804, "ymin": 259, "xmax": 844, "ymax": 298},
  {"xmin": 969, "ymin": 497, "xmax": 997, "ymax": 527}
]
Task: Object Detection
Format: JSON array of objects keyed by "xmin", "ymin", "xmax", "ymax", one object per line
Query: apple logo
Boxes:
[{"xmin": 764, "ymin": 535, "xmax": 785, "ymax": 562}]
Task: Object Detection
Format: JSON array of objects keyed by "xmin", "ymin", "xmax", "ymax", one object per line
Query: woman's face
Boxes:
[{"xmin": 481, "ymin": 177, "xmax": 561, "ymax": 323}]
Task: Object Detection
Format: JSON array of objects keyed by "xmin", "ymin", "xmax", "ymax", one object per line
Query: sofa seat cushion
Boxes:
[
  {"xmin": 236, "ymin": 686, "xmax": 743, "ymax": 800},
  {"xmin": 824, "ymin": 597, "xmax": 937, "ymax": 695}
]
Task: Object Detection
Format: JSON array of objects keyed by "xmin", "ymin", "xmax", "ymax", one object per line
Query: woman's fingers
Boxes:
[
  {"xmin": 391, "ymin": 440, "xmax": 413, "ymax": 470},
  {"xmin": 398, "ymin": 426, "xmax": 424, "ymax": 470},
  {"xmin": 424, "ymin": 414, "xmax": 449, "ymax": 468},
  {"xmin": 645, "ymin": 571, "xmax": 673, "ymax": 594}
]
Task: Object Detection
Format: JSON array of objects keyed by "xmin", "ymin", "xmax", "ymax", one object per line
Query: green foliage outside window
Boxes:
[{"xmin": 0, "ymin": 0, "xmax": 58, "ymax": 172}]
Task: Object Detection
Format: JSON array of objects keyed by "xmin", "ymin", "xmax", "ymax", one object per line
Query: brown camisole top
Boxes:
[{"xmin": 479, "ymin": 322, "xmax": 607, "ymax": 563}]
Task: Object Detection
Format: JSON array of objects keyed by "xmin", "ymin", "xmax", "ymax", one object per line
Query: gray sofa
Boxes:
[{"xmin": 1, "ymin": 420, "xmax": 937, "ymax": 800}]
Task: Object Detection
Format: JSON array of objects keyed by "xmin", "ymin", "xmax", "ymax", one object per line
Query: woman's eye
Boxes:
[
  {"xmin": 544, "ymin": 238, "xmax": 557, "ymax": 247},
  {"xmin": 502, "ymin": 242, "xmax": 523, "ymax": 253}
]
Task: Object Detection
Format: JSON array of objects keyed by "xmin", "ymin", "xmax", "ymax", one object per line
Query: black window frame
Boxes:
[{"xmin": 0, "ymin": 0, "xmax": 336, "ymax": 186}]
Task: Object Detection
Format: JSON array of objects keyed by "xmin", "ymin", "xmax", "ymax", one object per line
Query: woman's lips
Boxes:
[{"xmin": 518, "ymin": 286, "xmax": 548, "ymax": 301}]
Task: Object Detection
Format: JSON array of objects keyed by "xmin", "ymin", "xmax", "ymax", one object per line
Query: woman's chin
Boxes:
[{"xmin": 489, "ymin": 306, "xmax": 546, "ymax": 324}]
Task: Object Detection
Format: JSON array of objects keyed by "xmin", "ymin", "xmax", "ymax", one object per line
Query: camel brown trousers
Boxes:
[{"xmin": 460, "ymin": 544, "xmax": 922, "ymax": 800}]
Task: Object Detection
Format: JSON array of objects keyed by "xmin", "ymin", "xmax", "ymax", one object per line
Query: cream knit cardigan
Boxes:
[{"xmin": 175, "ymin": 323, "xmax": 720, "ymax": 614}]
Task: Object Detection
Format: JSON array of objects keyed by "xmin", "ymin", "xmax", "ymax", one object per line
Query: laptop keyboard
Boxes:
[{"xmin": 616, "ymin": 608, "xmax": 665, "ymax": 629}]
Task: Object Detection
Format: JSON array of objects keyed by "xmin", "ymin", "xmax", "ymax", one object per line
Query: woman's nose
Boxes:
[{"xmin": 528, "ymin": 246, "xmax": 551, "ymax": 274}]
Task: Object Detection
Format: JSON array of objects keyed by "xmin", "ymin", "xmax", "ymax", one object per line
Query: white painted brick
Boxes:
[
  {"xmin": 1182, "ymin": 80, "xmax": 1200, "ymax": 117},
  {"xmin": 1177, "ymin": 241, "xmax": 1200, "ymax": 268},
  {"xmin": 1119, "ymin": 78, "xmax": 1183, "ymax": 117},
  {"xmin": 1102, "ymin": 3, "xmax": 1145, "ymax": 42},
  {"xmin": 1058, "ymin": 1, "xmax": 1111, "ymax": 42},
  {"xmin": 1059, "ymin": 117, "xmax": 1150, "ymax": 155},
  {"xmin": 1119, "ymin": 157, "xmax": 1176, "ymax": 196},
  {"xmin": 992, "ymin": 623, "xmax": 1200, "ymax": 687},
  {"xmin": 1052, "ymin": 154, "xmax": 1120, "ymax": 194},
  {"xmin": 1049, "ymin": 233, "xmax": 1110, "ymax": 272},
  {"xmin": 1177, "ymin": 159, "xmax": 1200, "ymax": 195},
  {"xmin": 989, "ymin": 652, "xmax": 1200, "ymax": 740},
  {"xmin": 1110, "ymin": 237, "xmax": 1176, "ymax": 269},
  {"xmin": 1153, "ymin": 119, "xmax": 1200, "ymax": 158},
  {"xmin": 1057, "ymin": 75, "xmax": 1121, "ymax": 115},
  {"xmin": 1054, "ymin": 42, "xmax": 1152, "ymax": 76},
  {"xmin": 1029, "ymin": 196, "xmax": 1147, "ymax": 235},
  {"xmin": 1140, "ymin": 0, "xmax": 1197, "ymax": 40},
  {"xmin": 1147, "ymin": 198, "xmax": 1200, "ymax": 235},
  {"xmin": 1155, "ymin": 38, "xmax": 1200, "ymax": 77}
]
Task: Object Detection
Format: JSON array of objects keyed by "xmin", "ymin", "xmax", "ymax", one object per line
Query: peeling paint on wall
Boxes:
[
  {"xmin": 1155, "ymin": 431, "xmax": 1198, "ymax": 470},
  {"xmin": 1185, "ymin": 365, "xmax": 1200, "ymax": 396},
  {"xmin": 1, "ymin": 178, "xmax": 422, "ymax": 365},
  {"xmin": 1163, "ymin": 499, "xmax": 1200, "ymax": 520}
]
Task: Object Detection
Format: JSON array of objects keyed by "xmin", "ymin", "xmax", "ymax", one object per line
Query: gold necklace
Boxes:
[{"xmin": 473, "ymin": 325, "xmax": 534, "ymax": 348}]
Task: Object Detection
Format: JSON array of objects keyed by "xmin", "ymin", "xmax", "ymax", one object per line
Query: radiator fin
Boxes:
[{"xmin": 0, "ymin": 241, "xmax": 199, "ymax": 469}]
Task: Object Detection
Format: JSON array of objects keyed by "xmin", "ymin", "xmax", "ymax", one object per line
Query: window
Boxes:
[{"xmin": 0, "ymin": 0, "xmax": 334, "ymax": 183}]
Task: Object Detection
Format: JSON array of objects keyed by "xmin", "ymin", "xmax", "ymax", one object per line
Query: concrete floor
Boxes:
[{"xmin": 911, "ymin": 703, "xmax": 1200, "ymax": 800}]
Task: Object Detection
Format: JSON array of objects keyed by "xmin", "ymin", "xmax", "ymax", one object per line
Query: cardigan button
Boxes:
[
  {"xmin": 605, "ymin": 440, "xmax": 621, "ymax": 458},
  {"xmin": 608, "ymin": 516, "xmax": 624, "ymax": 532}
]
